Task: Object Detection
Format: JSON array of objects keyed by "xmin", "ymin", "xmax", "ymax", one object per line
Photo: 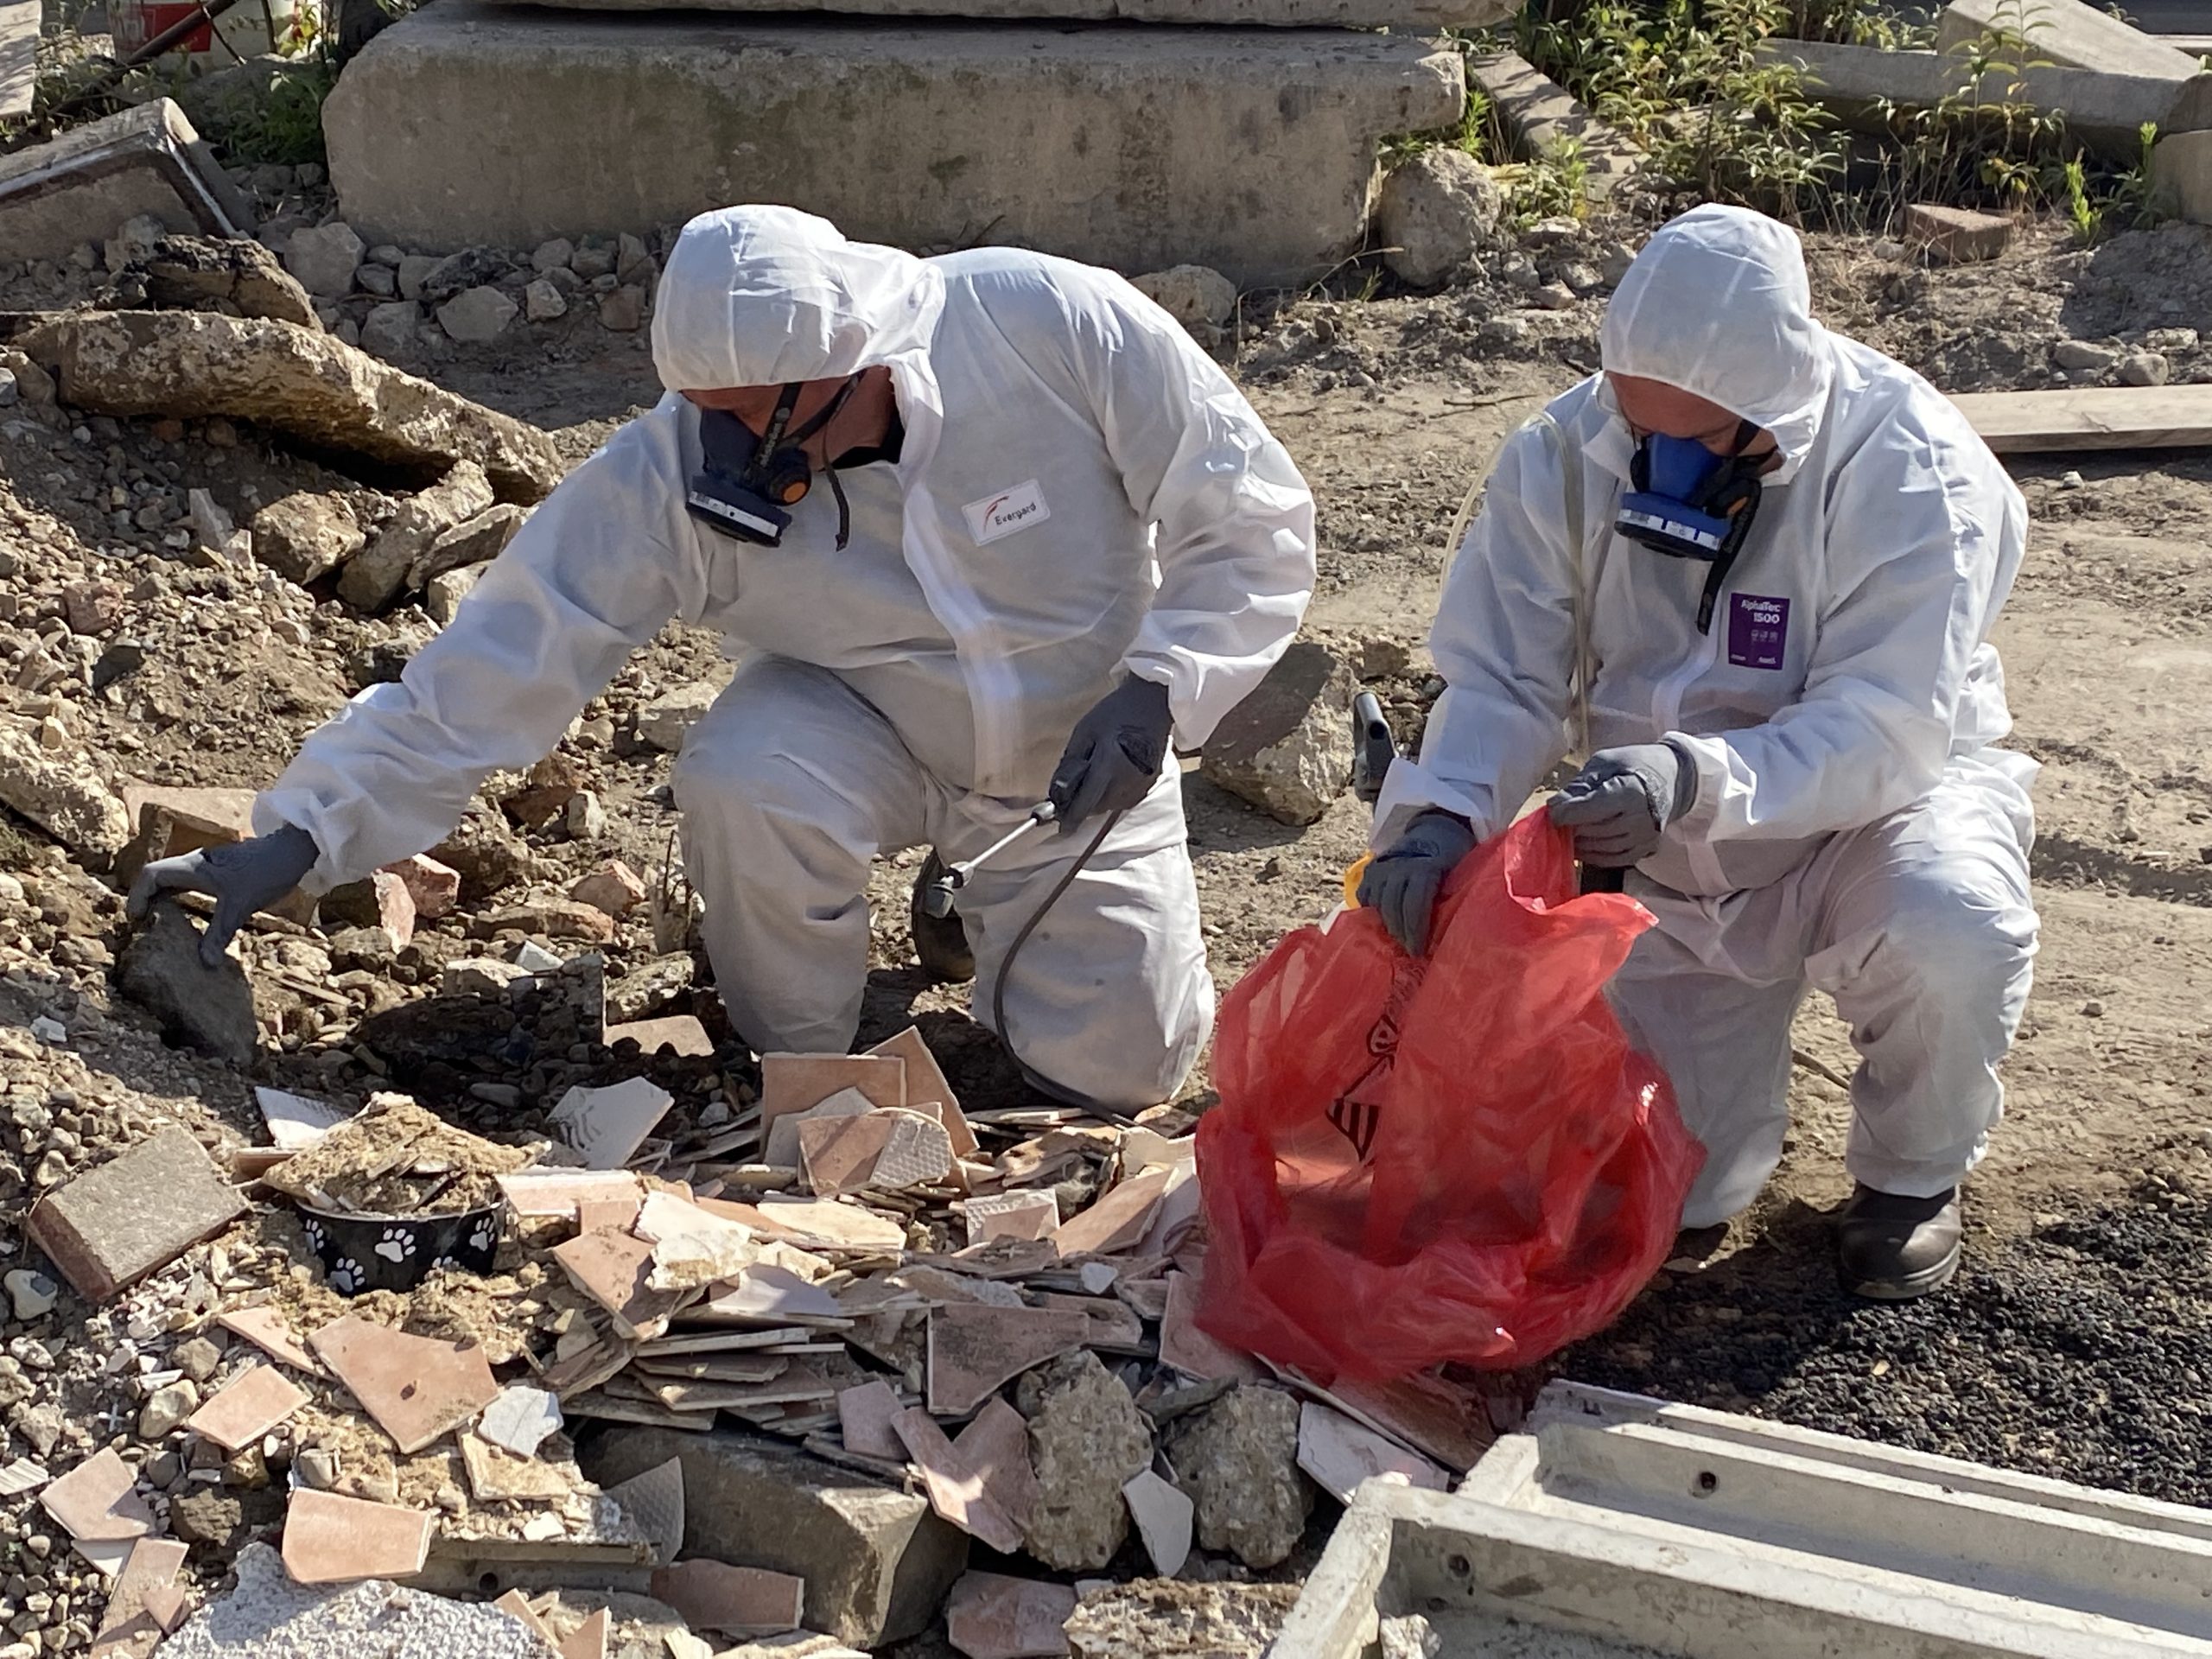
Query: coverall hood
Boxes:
[
  {"xmin": 1600, "ymin": 205, "xmax": 1833, "ymax": 480},
  {"xmin": 651, "ymin": 205, "xmax": 945, "ymax": 392}
]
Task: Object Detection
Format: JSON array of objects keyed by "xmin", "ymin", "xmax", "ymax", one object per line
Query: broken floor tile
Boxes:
[
  {"xmin": 689, "ymin": 1262, "xmax": 848, "ymax": 1327},
  {"xmin": 1121, "ymin": 1470, "xmax": 1193, "ymax": 1579},
  {"xmin": 41, "ymin": 1448, "xmax": 156, "ymax": 1543},
  {"xmin": 215, "ymin": 1306, "xmax": 323, "ymax": 1376},
  {"xmin": 926, "ymin": 1304, "xmax": 1095, "ymax": 1415},
  {"xmin": 952, "ymin": 1397, "xmax": 1039, "ymax": 1532},
  {"xmin": 477, "ymin": 1385, "xmax": 563, "ymax": 1459},
  {"xmin": 894, "ymin": 1408, "xmax": 1023, "ymax": 1555},
  {"xmin": 635, "ymin": 1192, "xmax": 761, "ymax": 1293},
  {"xmin": 496, "ymin": 1168, "xmax": 651, "ymax": 1220},
  {"xmin": 548, "ymin": 1077, "xmax": 675, "ymax": 1171},
  {"xmin": 1295, "ymin": 1401, "xmax": 1450, "ymax": 1504},
  {"xmin": 308, "ymin": 1315, "xmax": 501, "ymax": 1455},
  {"xmin": 552, "ymin": 1228, "xmax": 684, "ymax": 1340},
  {"xmin": 27, "ymin": 1125, "xmax": 248, "ymax": 1301},
  {"xmin": 836, "ymin": 1380, "xmax": 906, "ymax": 1460},
  {"xmin": 867, "ymin": 1026, "xmax": 977, "ymax": 1157},
  {"xmin": 798, "ymin": 1112, "xmax": 898, "ymax": 1198},
  {"xmin": 1050, "ymin": 1166, "xmax": 1173, "ymax": 1258},
  {"xmin": 0, "ymin": 1458, "xmax": 51, "ymax": 1497},
  {"xmin": 605, "ymin": 1014, "xmax": 715, "ymax": 1058},
  {"xmin": 185, "ymin": 1364, "xmax": 311, "ymax": 1452},
  {"xmin": 92, "ymin": 1535, "xmax": 189, "ymax": 1656},
  {"xmin": 760, "ymin": 1053, "xmax": 906, "ymax": 1126},
  {"xmin": 764, "ymin": 1088, "xmax": 877, "ymax": 1171},
  {"xmin": 603, "ymin": 1456, "xmax": 685, "ymax": 1565},
  {"xmin": 461, "ymin": 1432, "xmax": 575, "ymax": 1504},
  {"xmin": 944, "ymin": 1570, "xmax": 1077, "ymax": 1659},
  {"xmin": 650, "ymin": 1559, "xmax": 805, "ymax": 1639},
  {"xmin": 1158, "ymin": 1270, "xmax": 1263, "ymax": 1386},
  {"xmin": 873, "ymin": 1111, "xmax": 955, "ymax": 1192},
  {"xmin": 712, "ymin": 1197, "xmax": 906, "ymax": 1254},
  {"xmin": 493, "ymin": 1589, "xmax": 557, "ymax": 1648},
  {"xmin": 280, "ymin": 1489, "xmax": 434, "ymax": 1584},
  {"xmin": 559, "ymin": 1608, "xmax": 610, "ymax": 1659},
  {"xmin": 1288, "ymin": 1369, "xmax": 1494, "ymax": 1474},
  {"xmin": 253, "ymin": 1086, "xmax": 355, "ymax": 1153},
  {"xmin": 963, "ymin": 1192, "xmax": 1060, "ymax": 1247}
]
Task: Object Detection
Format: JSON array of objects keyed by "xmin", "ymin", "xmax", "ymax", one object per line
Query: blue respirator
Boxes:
[
  {"xmin": 686, "ymin": 377, "xmax": 859, "ymax": 550},
  {"xmin": 1617, "ymin": 421, "xmax": 1767, "ymax": 634}
]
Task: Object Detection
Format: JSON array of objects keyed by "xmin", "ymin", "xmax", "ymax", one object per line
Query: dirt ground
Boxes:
[{"xmin": 11, "ymin": 200, "xmax": 2212, "ymax": 1638}]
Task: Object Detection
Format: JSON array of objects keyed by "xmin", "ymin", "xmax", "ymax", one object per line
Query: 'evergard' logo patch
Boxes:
[{"xmin": 963, "ymin": 480, "xmax": 1052, "ymax": 546}]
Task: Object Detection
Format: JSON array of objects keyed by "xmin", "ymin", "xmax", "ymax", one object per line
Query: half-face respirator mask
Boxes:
[
  {"xmin": 1617, "ymin": 418, "xmax": 1767, "ymax": 634},
  {"xmin": 686, "ymin": 377, "xmax": 859, "ymax": 550}
]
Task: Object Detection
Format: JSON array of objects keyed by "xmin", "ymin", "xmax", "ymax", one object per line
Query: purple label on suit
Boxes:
[{"xmin": 1728, "ymin": 593, "xmax": 1789, "ymax": 670}]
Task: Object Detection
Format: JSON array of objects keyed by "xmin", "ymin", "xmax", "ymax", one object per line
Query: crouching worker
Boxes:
[
  {"xmin": 130, "ymin": 206, "xmax": 1318, "ymax": 1111},
  {"xmin": 1359, "ymin": 206, "xmax": 2037, "ymax": 1299}
]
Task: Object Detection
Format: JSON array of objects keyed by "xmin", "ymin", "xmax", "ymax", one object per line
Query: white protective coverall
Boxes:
[
  {"xmin": 1374, "ymin": 206, "xmax": 2038, "ymax": 1227},
  {"xmin": 257, "ymin": 207, "xmax": 1318, "ymax": 1108}
]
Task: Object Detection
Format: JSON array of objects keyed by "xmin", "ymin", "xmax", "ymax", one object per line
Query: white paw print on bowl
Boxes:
[
  {"xmin": 329, "ymin": 1257, "xmax": 363, "ymax": 1294},
  {"xmin": 467, "ymin": 1215, "xmax": 499, "ymax": 1254},
  {"xmin": 374, "ymin": 1227, "xmax": 417, "ymax": 1265},
  {"xmin": 303, "ymin": 1220, "xmax": 327, "ymax": 1254}
]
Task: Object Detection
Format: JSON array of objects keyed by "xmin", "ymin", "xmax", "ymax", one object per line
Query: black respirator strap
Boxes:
[{"xmin": 1690, "ymin": 420, "xmax": 1768, "ymax": 635}]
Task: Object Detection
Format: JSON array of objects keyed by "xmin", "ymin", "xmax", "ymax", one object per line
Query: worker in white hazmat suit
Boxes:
[
  {"xmin": 128, "ymin": 206, "xmax": 1318, "ymax": 1109},
  {"xmin": 1359, "ymin": 205, "xmax": 2037, "ymax": 1300}
]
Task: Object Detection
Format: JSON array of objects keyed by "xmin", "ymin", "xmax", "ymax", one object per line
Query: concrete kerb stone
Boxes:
[
  {"xmin": 491, "ymin": 0, "xmax": 1507, "ymax": 22},
  {"xmin": 324, "ymin": 7, "xmax": 1465, "ymax": 288},
  {"xmin": 0, "ymin": 99, "xmax": 255, "ymax": 264},
  {"xmin": 1465, "ymin": 51, "xmax": 1643, "ymax": 195},
  {"xmin": 1936, "ymin": 0, "xmax": 2204, "ymax": 81}
]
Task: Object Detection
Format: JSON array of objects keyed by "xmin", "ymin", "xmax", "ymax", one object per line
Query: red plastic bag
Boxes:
[{"xmin": 1195, "ymin": 812, "xmax": 1702, "ymax": 1382}]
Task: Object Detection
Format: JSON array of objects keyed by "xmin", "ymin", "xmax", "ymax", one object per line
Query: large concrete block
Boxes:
[
  {"xmin": 3, "ymin": 0, "xmax": 34, "ymax": 120},
  {"xmin": 1761, "ymin": 38, "xmax": 2212, "ymax": 162},
  {"xmin": 501, "ymin": 0, "xmax": 1506, "ymax": 23},
  {"xmin": 0, "ymin": 99, "xmax": 253, "ymax": 264},
  {"xmin": 1937, "ymin": 0, "xmax": 2202, "ymax": 81},
  {"xmin": 579, "ymin": 1426, "xmax": 969, "ymax": 1648},
  {"xmin": 2155, "ymin": 128, "xmax": 2212, "ymax": 225},
  {"xmin": 324, "ymin": 8, "xmax": 1465, "ymax": 287}
]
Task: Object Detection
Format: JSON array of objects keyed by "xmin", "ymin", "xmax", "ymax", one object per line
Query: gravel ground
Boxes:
[{"xmin": 1565, "ymin": 1165, "xmax": 2212, "ymax": 1506}]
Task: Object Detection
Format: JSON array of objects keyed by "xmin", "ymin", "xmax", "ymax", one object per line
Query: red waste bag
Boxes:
[{"xmin": 1195, "ymin": 812, "xmax": 1703, "ymax": 1382}]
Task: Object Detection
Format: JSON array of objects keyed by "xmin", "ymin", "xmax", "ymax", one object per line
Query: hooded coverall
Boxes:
[
  {"xmin": 1375, "ymin": 206, "xmax": 2040, "ymax": 1227},
  {"xmin": 255, "ymin": 207, "xmax": 1319, "ymax": 1108}
]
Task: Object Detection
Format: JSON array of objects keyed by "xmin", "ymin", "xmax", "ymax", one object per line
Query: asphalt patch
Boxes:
[{"xmin": 1563, "ymin": 1182, "xmax": 2212, "ymax": 1505}]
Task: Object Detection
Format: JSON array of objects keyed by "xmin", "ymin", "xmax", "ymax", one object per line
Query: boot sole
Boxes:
[{"xmin": 1841, "ymin": 1246, "xmax": 1961, "ymax": 1302}]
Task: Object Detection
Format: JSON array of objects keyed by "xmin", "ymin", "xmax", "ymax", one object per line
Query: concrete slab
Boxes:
[
  {"xmin": 1274, "ymin": 1381, "xmax": 2212, "ymax": 1659},
  {"xmin": 323, "ymin": 9, "xmax": 1465, "ymax": 286},
  {"xmin": 497, "ymin": 0, "xmax": 1507, "ymax": 23},
  {"xmin": 0, "ymin": 99, "xmax": 254, "ymax": 264},
  {"xmin": 2154, "ymin": 128, "xmax": 2212, "ymax": 225},
  {"xmin": 3, "ymin": 0, "xmax": 35, "ymax": 120},
  {"xmin": 1936, "ymin": 0, "xmax": 2202, "ymax": 81},
  {"xmin": 1761, "ymin": 37, "xmax": 2212, "ymax": 162},
  {"xmin": 1465, "ymin": 51, "xmax": 1642, "ymax": 194}
]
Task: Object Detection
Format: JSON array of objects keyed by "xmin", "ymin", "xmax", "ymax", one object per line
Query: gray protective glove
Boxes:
[
  {"xmin": 1548, "ymin": 741, "xmax": 1698, "ymax": 869},
  {"xmin": 1356, "ymin": 810, "xmax": 1478, "ymax": 957},
  {"xmin": 1049, "ymin": 674, "xmax": 1174, "ymax": 829},
  {"xmin": 126, "ymin": 823, "xmax": 320, "ymax": 968}
]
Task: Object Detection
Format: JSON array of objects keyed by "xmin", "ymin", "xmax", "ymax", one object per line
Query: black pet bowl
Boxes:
[{"xmin": 296, "ymin": 1199, "xmax": 506, "ymax": 1296}]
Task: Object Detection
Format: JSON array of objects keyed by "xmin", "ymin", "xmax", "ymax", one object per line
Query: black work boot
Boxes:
[
  {"xmin": 910, "ymin": 854, "xmax": 976, "ymax": 986},
  {"xmin": 1837, "ymin": 1184, "xmax": 1961, "ymax": 1300}
]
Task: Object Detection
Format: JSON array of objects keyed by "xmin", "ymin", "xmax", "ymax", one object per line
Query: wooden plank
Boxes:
[{"xmin": 1949, "ymin": 385, "xmax": 2212, "ymax": 453}]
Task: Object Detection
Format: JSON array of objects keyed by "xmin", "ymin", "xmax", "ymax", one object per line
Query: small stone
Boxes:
[
  {"xmin": 168, "ymin": 1487, "xmax": 245, "ymax": 1548},
  {"xmin": 283, "ymin": 223, "xmax": 365, "ymax": 299},
  {"xmin": 294, "ymin": 1446, "xmax": 339, "ymax": 1490},
  {"xmin": 1129, "ymin": 265, "xmax": 1236, "ymax": 329},
  {"xmin": 531, "ymin": 238, "xmax": 575, "ymax": 273},
  {"xmin": 1530, "ymin": 281, "xmax": 1579, "ymax": 310},
  {"xmin": 437, "ymin": 285, "xmax": 519, "ymax": 345},
  {"xmin": 426, "ymin": 565, "xmax": 485, "ymax": 626},
  {"xmin": 118, "ymin": 900, "xmax": 260, "ymax": 1064},
  {"xmin": 106, "ymin": 213, "xmax": 167, "ymax": 272},
  {"xmin": 442, "ymin": 957, "xmax": 529, "ymax": 997},
  {"xmin": 2118, "ymin": 352, "xmax": 2170, "ymax": 388},
  {"xmin": 1376, "ymin": 147, "xmax": 1502, "ymax": 288},
  {"xmin": 138, "ymin": 1379, "xmax": 200, "ymax": 1440},
  {"xmin": 2059, "ymin": 470, "xmax": 2086, "ymax": 491},
  {"xmin": 599, "ymin": 284, "xmax": 647, "ymax": 333},
  {"xmin": 564, "ymin": 791, "xmax": 608, "ymax": 842},
  {"xmin": 615, "ymin": 232, "xmax": 656, "ymax": 288},
  {"xmin": 637, "ymin": 682, "xmax": 719, "ymax": 752},
  {"xmin": 524, "ymin": 278, "xmax": 568, "ymax": 322},
  {"xmin": 571, "ymin": 240, "xmax": 616, "ymax": 280},
  {"xmin": 356, "ymin": 264, "xmax": 397, "ymax": 298},
  {"xmin": 359, "ymin": 300, "xmax": 423, "ymax": 362},
  {"xmin": 2053, "ymin": 340, "xmax": 2119, "ymax": 372},
  {"xmin": 171, "ymin": 1337, "xmax": 223, "ymax": 1383},
  {"xmin": 569, "ymin": 860, "xmax": 647, "ymax": 919},
  {"xmin": 1202, "ymin": 643, "xmax": 1353, "ymax": 826},
  {"xmin": 395, "ymin": 254, "xmax": 440, "ymax": 302},
  {"xmin": 2, "ymin": 1273, "xmax": 55, "ymax": 1323},
  {"xmin": 0, "ymin": 370, "xmax": 16, "ymax": 409},
  {"xmin": 367, "ymin": 245, "xmax": 405, "ymax": 267},
  {"xmin": 1161, "ymin": 1386, "xmax": 1311, "ymax": 1569}
]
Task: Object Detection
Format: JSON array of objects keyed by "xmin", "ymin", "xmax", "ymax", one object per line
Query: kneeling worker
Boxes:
[
  {"xmin": 133, "ymin": 206, "xmax": 1318, "ymax": 1109},
  {"xmin": 1360, "ymin": 205, "xmax": 2037, "ymax": 1299}
]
